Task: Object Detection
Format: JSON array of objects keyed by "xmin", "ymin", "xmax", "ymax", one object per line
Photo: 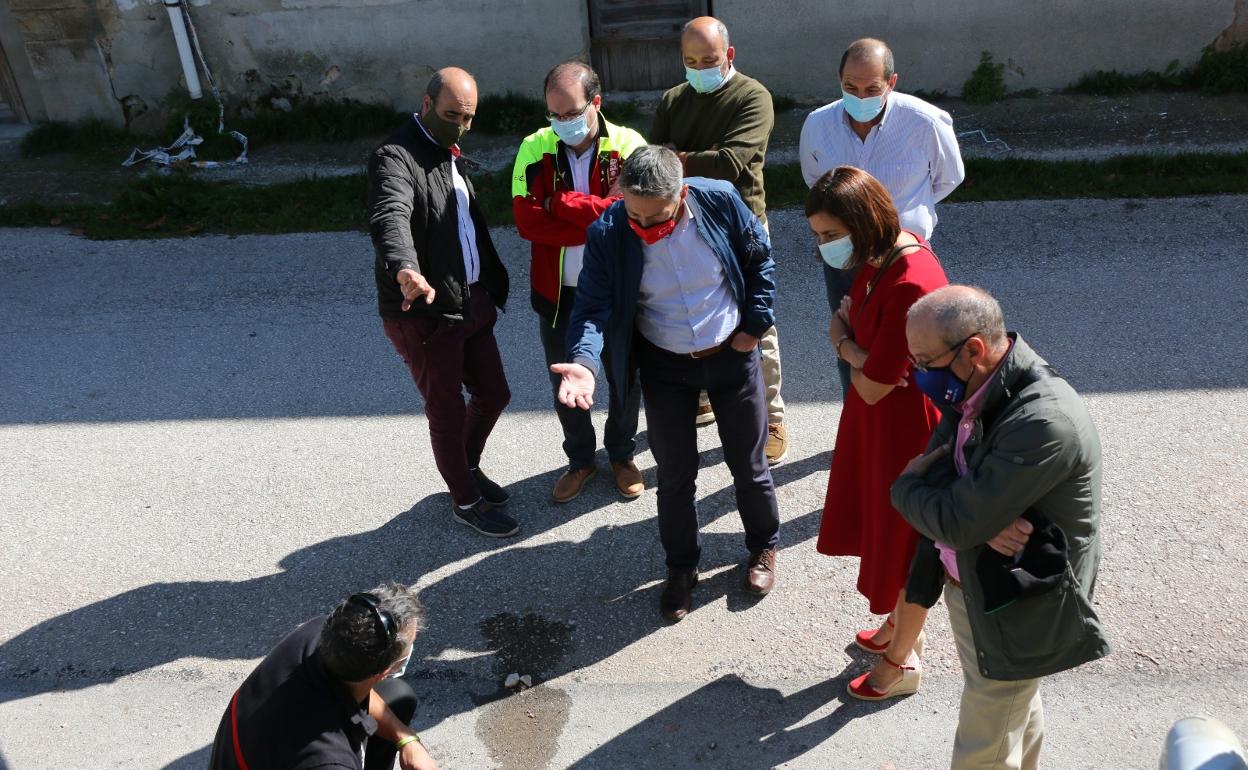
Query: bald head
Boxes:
[
  {"xmin": 908, "ymin": 285, "xmax": 1008, "ymax": 351},
  {"xmin": 682, "ymin": 16, "xmax": 733, "ymax": 73},
  {"xmin": 839, "ymin": 38, "xmax": 895, "ymax": 80},
  {"xmin": 683, "ymin": 16, "xmax": 730, "ymax": 50},
  {"xmin": 422, "ymin": 66, "xmax": 477, "ymax": 135}
]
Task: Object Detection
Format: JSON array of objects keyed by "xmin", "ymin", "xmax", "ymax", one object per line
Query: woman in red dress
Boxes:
[{"xmin": 807, "ymin": 167, "xmax": 948, "ymax": 701}]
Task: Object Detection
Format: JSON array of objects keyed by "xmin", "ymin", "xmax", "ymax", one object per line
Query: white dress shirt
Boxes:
[
  {"xmin": 414, "ymin": 114, "xmax": 480, "ymax": 283},
  {"xmin": 636, "ymin": 196, "xmax": 740, "ymax": 354},
  {"xmin": 798, "ymin": 92, "xmax": 965, "ymax": 239},
  {"xmin": 561, "ymin": 144, "xmax": 595, "ymax": 286}
]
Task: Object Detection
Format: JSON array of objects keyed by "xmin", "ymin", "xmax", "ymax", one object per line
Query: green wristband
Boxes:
[{"xmin": 396, "ymin": 734, "xmax": 421, "ymax": 749}]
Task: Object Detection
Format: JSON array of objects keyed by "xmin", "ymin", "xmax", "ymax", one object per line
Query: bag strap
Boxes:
[{"xmin": 230, "ymin": 690, "xmax": 253, "ymax": 770}]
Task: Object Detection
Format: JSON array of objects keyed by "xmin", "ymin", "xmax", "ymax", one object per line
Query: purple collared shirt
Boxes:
[{"xmin": 936, "ymin": 340, "xmax": 1014, "ymax": 581}]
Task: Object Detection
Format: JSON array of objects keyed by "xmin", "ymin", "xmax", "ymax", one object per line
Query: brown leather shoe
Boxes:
[
  {"xmin": 695, "ymin": 402, "xmax": 716, "ymax": 426},
  {"xmin": 765, "ymin": 423, "xmax": 788, "ymax": 466},
  {"xmin": 551, "ymin": 465, "xmax": 596, "ymax": 503},
  {"xmin": 745, "ymin": 548, "xmax": 777, "ymax": 595},
  {"xmin": 660, "ymin": 568, "xmax": 698, "ymax": 621},
  {"xmin": 610, "ymin": 459, "xmax": 644, "ymax": 499}
]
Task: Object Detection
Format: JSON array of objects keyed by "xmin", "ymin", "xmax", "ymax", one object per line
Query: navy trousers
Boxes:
[
  {"xmin": 637, "ymin": 337, "xmax": 780, "ymax": 569},
  {"xmin": 539, "ymin": 288, "xmax": 640, "ymax": 470}
]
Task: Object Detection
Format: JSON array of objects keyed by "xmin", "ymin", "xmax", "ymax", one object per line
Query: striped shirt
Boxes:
[{"xmin": 798, "ymin": 92, "xmax": 964, "ymax": 239}]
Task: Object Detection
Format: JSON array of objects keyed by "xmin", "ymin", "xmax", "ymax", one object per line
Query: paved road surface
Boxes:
[{"xmin": 1, "ymin": 196, "xmax": 1245, "ymax": 768}]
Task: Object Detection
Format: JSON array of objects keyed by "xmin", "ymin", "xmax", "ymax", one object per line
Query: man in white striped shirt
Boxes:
[{"xmin": 799, "ymin": 38, "xmax": 965, "ymax": 396}]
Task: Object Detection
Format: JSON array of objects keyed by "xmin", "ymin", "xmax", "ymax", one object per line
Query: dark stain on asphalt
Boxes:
[
  {"xmin": 477, "ymin": 612, "xmax": 575, "ymax": 679},
  {"xmin": 473, "ymin": 612, "xmax": 576, "ymax": 769}
]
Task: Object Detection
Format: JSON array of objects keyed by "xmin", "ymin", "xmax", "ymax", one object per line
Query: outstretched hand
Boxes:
[
  {"xmin": 396, "ymin": 268, "xmax": 436, "ymax": 311},
  {"xmin": 551, "ymin": 362, "xmax": 596, "ymax": 410}
]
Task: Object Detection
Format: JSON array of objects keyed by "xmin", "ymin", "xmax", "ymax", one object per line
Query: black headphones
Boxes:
[{"xmin": 347, "ymin": 593, "xmax": 397, "ymax": 644}]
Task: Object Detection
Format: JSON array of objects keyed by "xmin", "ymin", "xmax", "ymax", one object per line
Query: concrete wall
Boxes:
[
  {"xmin": 716, "ymin": 0, "xmax": 1237, "ymax": 100},
  {"xmin": 1, "ymin": 0, "xmax": 590, "ymax": 125},
  {"xmin": 0, "ymin": 0, "xmax": 1240, "ymax": 125}
]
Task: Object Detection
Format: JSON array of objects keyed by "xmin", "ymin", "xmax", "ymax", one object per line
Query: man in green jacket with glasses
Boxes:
[{"xmin": 893, "ymin": 285, "xmax": 1110, "ymax": 770}]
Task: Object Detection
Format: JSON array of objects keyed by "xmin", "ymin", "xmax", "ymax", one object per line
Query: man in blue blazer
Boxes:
[{"xmin": 552, "ymin": 145, "xmax": 781, "ymax": 621}]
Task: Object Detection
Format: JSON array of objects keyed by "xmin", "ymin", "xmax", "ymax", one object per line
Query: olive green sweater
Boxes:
[{"xmin": 650, "ymin": 71, "xmax": 774, "ymax": 223}]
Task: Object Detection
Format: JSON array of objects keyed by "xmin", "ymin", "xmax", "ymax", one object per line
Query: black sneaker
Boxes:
[
  {"xmin": 472, "ymin": 468, "xmax": 511, "ymax": 505},
  {"xmin": 452, "ymin": 498, "xmax": 519, "ymax": 538}
]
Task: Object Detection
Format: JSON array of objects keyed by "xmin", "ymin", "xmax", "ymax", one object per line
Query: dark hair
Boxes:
[
  {"xmin": 838, "ymin": 38, "xmax": 896, "ymax": 80},
  {"xmin": 544, "ymin": 60, "xmax": 602, "ymax": 103},
  {"xmin": 319, "ymin": 582, "xmax": 423, "ymax": 682},
  {"xmin": 425, "ymin": 72, "xmax": 445, "ymax": 101},
  {"xmin": 805, "ymin": 166, "xmax": 901, "ymax": 271}
]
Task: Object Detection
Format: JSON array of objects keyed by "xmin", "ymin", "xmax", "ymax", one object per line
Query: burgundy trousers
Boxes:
[{"xmin": 382, "ymin": 288, "xmax": 511, "ymax": 506}]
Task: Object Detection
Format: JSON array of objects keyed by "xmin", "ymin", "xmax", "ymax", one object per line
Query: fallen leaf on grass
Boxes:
[
  {"xmin": 49, "ymin": 217, "xmax": 63, "ymax": 225},
  {"xmin": 182, "ymin": 224, "xmax": 203, "ymax": 235},
  {"xmin": 140, "ymin": 215, "xmax": 168, "ymax": 230}
]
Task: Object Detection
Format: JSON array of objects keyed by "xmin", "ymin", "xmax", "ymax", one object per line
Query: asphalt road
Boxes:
[{"xmin": 1, "ymin": 195, "xmax": 1246, "ymax": 769}]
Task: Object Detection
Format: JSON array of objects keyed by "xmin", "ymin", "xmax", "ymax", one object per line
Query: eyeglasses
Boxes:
[
  {"xmin": 908, "ymin": 334, "xmax": 977, "ymax": 373},
  {"xmin": 348, "ymin": 592, "xmax": 397, "ymax": 643},
  {"xmin": 545, "ymin": 102, "xmax": 591, "ymax": 122}
]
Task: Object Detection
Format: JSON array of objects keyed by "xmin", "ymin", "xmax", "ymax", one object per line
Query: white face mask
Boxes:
[{"xmin": 388, "ymin": 648, "xmax": 412, "ymax": 679}]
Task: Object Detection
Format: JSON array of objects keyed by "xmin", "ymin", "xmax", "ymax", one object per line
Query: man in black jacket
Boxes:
[
  {"xmin": 209, "ymin": 583, "xmax": 437, "ymax": 770},
  {"xmin": 369, "ymin": 67, "xmax": 517, "ymax": 537}
]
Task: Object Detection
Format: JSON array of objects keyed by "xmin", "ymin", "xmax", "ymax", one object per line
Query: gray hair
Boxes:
[
  {"xmin": 682, "ymin": 18, "xmax": 730, "ymax": 50},
  {"xmin": 619, "ymin": 145, "xmax": 684, "ymax": 201},
  {"xmin": 840, "ymin": 38, "xmax": 895, "ymax": 80},
  {"xmin": 319, "ymin": 581, "xmax": 424, "ymax": 682},
  {"xmin": 908, "ymin": 285, "xmax": 1008, "ymax": 349}
]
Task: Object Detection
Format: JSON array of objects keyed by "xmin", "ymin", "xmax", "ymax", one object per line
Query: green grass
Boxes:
[
  {"xmin": 1068, "ymin": 44, "xmax": 1248, "ymax": 95},
  {"xmin": 764, "ymin": 153, "xmax": 1248, "ymax": 208},
  {"xmin": 5, "ymin": 154, "xmax": 1246, "ymax": 240},
  {"xmin": 963, "ymin": 52, "xmax": 1008, "ymax": 105}
]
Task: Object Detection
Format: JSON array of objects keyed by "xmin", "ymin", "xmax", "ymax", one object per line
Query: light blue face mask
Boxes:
[
  {"xmin": 686, "ymin": 64, "xmax": 727, "ymax": 94},
  {"xmin": 842, "ymin": 91, "xmax": 886, "ymax": 123},
  {"xmin": 551, "ymin": 112, "xmax": 593, "ymax": 147},
  {"xmin": 819, "ymin": 235, "xmax": 854, "ymax": 269}
]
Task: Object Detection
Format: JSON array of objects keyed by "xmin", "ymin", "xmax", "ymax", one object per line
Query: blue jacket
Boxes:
[{"xmin": 566, "ymin": 178, "xmax": 776, "ymax": 414}]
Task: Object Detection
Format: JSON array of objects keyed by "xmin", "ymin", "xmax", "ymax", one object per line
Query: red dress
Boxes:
[{"xmin": 817, "ymin": 237, "xmax": 948, "ymax": 615}]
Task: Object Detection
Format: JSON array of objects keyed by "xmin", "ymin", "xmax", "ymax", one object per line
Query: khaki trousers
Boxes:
[{"xmin": 945, "ymin": 582, "xmax": 1045, "ymax": 770}]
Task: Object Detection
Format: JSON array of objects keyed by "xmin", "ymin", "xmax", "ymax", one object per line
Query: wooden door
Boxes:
[
  {"xmin": 0, "ymin": 40, "xmax": 27, "ymax": 123},
  {"xmin": 589, "ymin": 0, "xmax": 710, "ymax": 91}
]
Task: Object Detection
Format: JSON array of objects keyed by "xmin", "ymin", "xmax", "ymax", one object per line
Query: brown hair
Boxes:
[{"xmin": 804, "ymin": 166, "xmax": 901, "ymax": 271}]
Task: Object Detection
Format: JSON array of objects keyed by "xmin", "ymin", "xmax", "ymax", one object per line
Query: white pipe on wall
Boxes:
[{"xmin": 163, "ymin": 0, "xmax": 202, "ymax": 100}]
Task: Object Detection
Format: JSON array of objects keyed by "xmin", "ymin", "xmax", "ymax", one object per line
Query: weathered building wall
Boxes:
[
  {"xmin": 716, "ymin": 0, "xmax": 1236, "ymax": 100},
  {"xmin": 0, "ymin": 0, "xmax": 1239, "ymax": 125},
  {"xmin": 2, "ymin": 0, "xmax": 590, "ymax": 125}
]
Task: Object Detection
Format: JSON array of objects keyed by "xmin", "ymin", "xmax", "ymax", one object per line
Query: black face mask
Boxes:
[{"xmin": 421, "ymin": 110, "xmax": 467, "ymax": 149}]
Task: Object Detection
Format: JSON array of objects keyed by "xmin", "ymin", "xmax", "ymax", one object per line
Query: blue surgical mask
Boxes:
[
  {"xmin": 818, "ymin": 235, "xmax": 854, "ymax": 269},
  {"xmin": 686, "ymin": 64, "xmax": 727, "ymax": 94},
  {"xmin": 842, "ymin": 91, "xmax": 885, "ymax": 123},
  {"xmin": 551, "ymin": 113, "xmax": 592, "ymax": 147},
  {"xmin": 913, "ymin": 365, "xmax": 968, "ymax": 406}
]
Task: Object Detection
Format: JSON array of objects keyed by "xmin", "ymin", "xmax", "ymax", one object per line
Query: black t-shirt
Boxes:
[{"xmin": 209, "ymin": 616, "xmax": 374, "ymax": 770}]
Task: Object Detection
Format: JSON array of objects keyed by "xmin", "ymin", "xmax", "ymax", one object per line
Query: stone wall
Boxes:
[{"xmin": 0, "ymin": 0, "xmax": 1239, "ymax": 125}]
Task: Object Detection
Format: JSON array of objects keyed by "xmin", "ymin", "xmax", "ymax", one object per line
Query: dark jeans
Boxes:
[
  {"xmin": 823, "ymin": 260, "xmax": 859, "ymax": 401},
  {"xmin": 365, "ymin": 678, "xmax": 418, "ymax": 770},
  {"xmin": 539, "ymin": 290, "xmax": 640, "ymax": 469},
  {"xmin": 637, "ymin": 337, "xmax": 780, "ymax": 569},
  {"xmin": 383, "ymin": 287, "xmax": 511, "ymax": 506}
]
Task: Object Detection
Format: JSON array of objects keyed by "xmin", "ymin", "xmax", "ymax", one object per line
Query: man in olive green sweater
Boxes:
[{"xmin": 651, "ymin": 16, "xmax": 788, "ymax": 465}]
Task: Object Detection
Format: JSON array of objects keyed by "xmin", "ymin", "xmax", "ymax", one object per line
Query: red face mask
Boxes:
[{"xmin": 629, "ymin": 216, "xmax": 677, "ymax": 245}]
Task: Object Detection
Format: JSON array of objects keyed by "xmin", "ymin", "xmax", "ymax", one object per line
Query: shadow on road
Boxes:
[{"xmin": 0, "ymin": 451, "xmax": 827, "ymax": 718}]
